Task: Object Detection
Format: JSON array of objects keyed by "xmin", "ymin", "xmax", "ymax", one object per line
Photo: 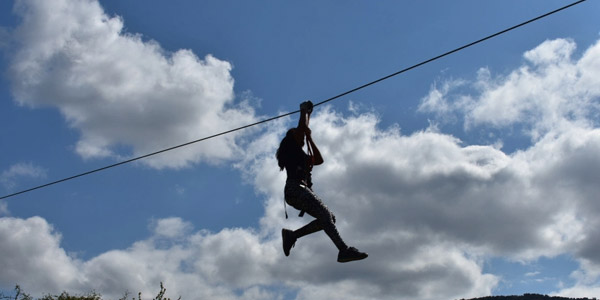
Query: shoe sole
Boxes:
[{"xmin": 337, "ymin": 253, "xmax": 368, "ymax": 263}]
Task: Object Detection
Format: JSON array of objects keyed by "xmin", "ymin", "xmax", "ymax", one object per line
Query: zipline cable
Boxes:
[{"xmin": 0, "ymin": 0, "xmax": 586, "ymax": 201}]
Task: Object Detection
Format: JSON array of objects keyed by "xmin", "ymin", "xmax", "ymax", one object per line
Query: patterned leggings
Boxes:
[{"xmin": 284, "ymin": 179, "xmax": 348, "ymax": 251}]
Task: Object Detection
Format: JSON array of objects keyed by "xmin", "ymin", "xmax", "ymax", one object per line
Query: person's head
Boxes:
[
  {"xmin": 292, "ymin": 128, "xmax": 305, "ymax": 147},
  {"xmin": 276, "ymin": 128, "xmax": 304, "ymax": 171}
]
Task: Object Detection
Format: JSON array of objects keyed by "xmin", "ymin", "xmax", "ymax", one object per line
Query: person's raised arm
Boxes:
[
  {"xmin": 306, "ymin": 132, "xmax": 324, "ymax": 166},
  {"xmin": 294, "ymin": 101, "xmax": 313, "ymax": 142},
  {"xmin": 297, "ymin": 101, "xmax": 313, "ymax": 130},
  {"xmin": 297, "ymin": 109, "xmax": 308, "ymax": 132}
]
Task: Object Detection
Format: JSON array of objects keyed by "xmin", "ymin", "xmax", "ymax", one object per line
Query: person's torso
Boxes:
[{"xmin": 285, "ymin": 147, "xmax": 312, "ymax": 187}]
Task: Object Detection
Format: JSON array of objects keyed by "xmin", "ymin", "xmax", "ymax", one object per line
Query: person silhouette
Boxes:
[{"xmin": 276, "ymin": 101, "xmax": 368, "ymax": 263}]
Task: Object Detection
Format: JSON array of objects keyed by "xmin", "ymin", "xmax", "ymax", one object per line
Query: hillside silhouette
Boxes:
[{"xmin": 460, "ymin": 294, "xmax": 597, "ymax": 300}]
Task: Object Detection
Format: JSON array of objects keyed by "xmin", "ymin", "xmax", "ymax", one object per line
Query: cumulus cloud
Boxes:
[
  {"xmin": 8, "ymin": 0, "xmax": 257, "ymax": 169},
  {"xmin": 0, "ymin": 217, "xmax": 81, "ymax": 293},
  {"xmin": 3, "ymin": 100, "xmax": 600, "ymax": 299},
  {"xmin": 418, "ymin": 37, "xmax": 600, "ymax": 294},
  {"xmin": 151, "ymin": 217, "xmax": 193, "ymax": 239},
  {"xmin": 248, "ymin": 103, "xmax": 599, "ymax": 298},
  {"xmin": 0, "ymin": 111, "xmax": 507, "ymax": 300},
  {"xmin": 0, "ymin": 216, "xmax": 496, "ymax": 300},
  {"xmin": 419, "ymin": 38, "xmax": 600, "ymax": 140},
  {"xmin": 0, "ymin": 216, "xmax": 284, "ymax": 299}
]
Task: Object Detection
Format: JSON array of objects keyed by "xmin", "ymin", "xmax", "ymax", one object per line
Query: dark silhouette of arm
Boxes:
[{"xmin": 306, "ymin": 132, "xmax": 324, "ymax": 166}]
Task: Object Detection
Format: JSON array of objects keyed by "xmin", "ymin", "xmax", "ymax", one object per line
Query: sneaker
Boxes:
[
  {"xmin": 337, "ymin": 247, "xmax": 368, "ymax": 263},
  {"xmin": 282, "ymin": 229, "xmax": 297, "ymax": 257}
]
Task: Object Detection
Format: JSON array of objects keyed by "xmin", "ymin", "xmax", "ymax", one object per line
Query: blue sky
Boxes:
[{"xmin": 1, "ymin": 1, "xmax": 600, "ymax": 299}]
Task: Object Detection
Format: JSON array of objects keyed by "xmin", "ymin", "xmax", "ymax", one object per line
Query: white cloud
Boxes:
[
  {"xmin": 254, "ymin": 105, "xmax": 599, "ymax": 298},
  {"xmin": 418, "ymin": 37, "xmax": 600, "ymax": 295},
  {"xmin": 418, "ymin": 78, "xmax": 468, "ymax": 122},
  {"xmin": 8, "ymin": 0, "xmax": 257, "ymax": 169},
  {"xmin": 556, "ymin": 286, "xmax": 600, "ymax": 299},
  {"xmin": 3, "ymin": 100, "xmax": 600, "ymax": 299},
  {"xmin": 0, "ymin": 162, "xmax": 47, "ymax": 190},
  {"xmin": 0, "ymin": 217, "xmax": 81, "ymax": 294},
  {"xmin": 555, "ymin": 259, "xmax": 600, "ymax": 297},
  {"xmin": 0, "ymin": 216, "xmax": 283, "ymax": 299},
  {"xmin": 151, "ymin": 217, "xmax": 193, "ymax": 239},
  {"xmin": 525, "ymin": 271, "xmax": 541, "ymax": 277},
  {"xmin": 523, "ymin": 38, "xmax": 577, "ymax": 65},
  {"xmin": 420, "ymin": 38, "xmax": 600, "ymax": 140},
  {"xmin": 1, "ymin": 107, "xmax": 511, "ymax": 299}
]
